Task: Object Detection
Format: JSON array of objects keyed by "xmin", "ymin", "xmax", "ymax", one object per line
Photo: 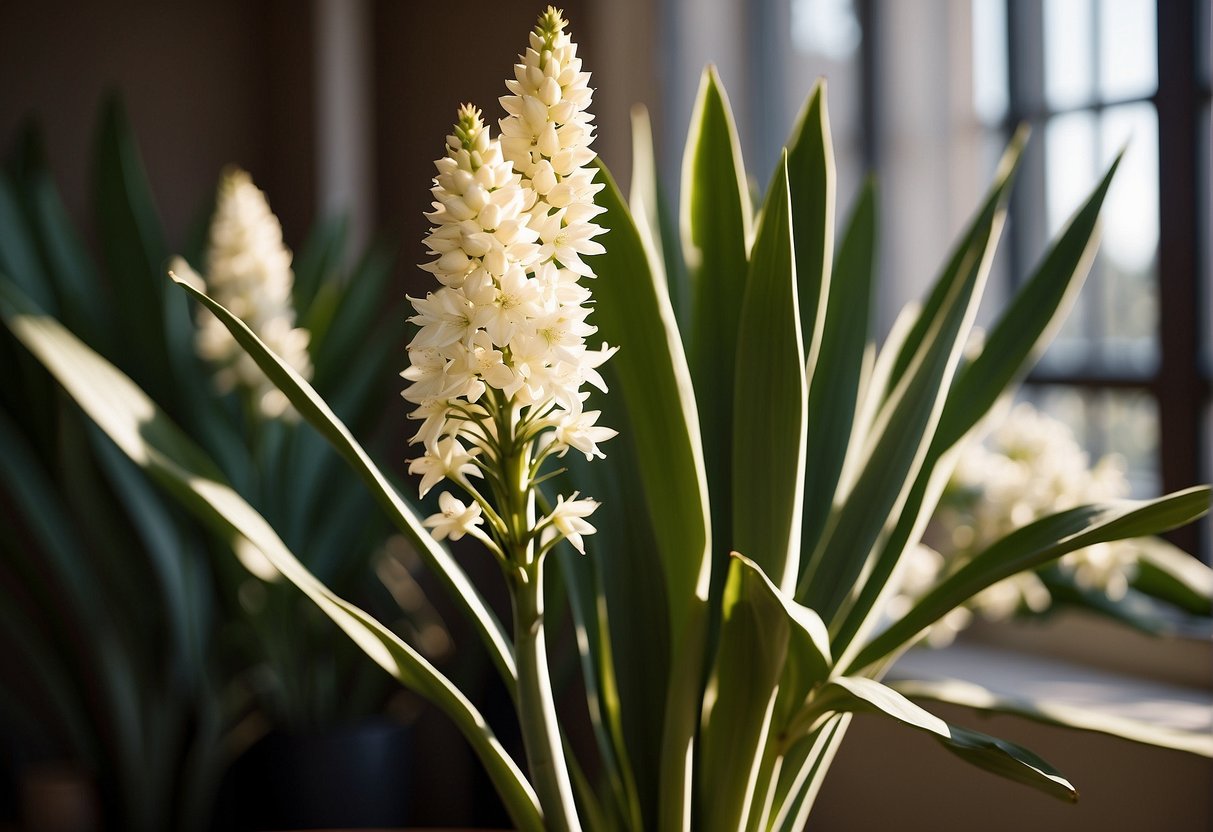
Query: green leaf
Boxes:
[
  {"xmin": 0, "ymin": 407, "xmax": 106, "ymax": 630},
  {"xmin": 169, "ymin": 275, "xmax": 517, "ymax": 691},
  {"xmin": 310, "ymin": 240, "xmax": 398, "ymax": 393},
  {"xmin": 1131, "ymin": 537, "xmax": 1213, "ymax": 615},
  {"xmin": 0, "ymin": 172, "xmax": 55, "ymax": 313},
  {"xmin": 88, "ymin": 430, "xmax": 195, "ymax": 668},
  {"xmin": 628, "ymin": 105, "xmax": 666, "ymax": 290},
  {"xmin": 682, "ymin": 66, "xmax": 752, "ymax": 570},
  {"xmin": 628, "ymin": 104, "xmax": 689, "ymax": 341},
  {"xmin": 797, "ymin": 166, "xmax": 1012, "ymax": 625},
  {"xmin": 589, "ymin": 159, "xmax": 712, "ymax": 829},
  {"xmin": 93, "ymin": 101, "xmax": 247, "ymax": 486},
  {"xmin": 883, "ymin": 127, "xmax": 1028, "ymax": 394},
  {"xmin": 699, "ymin": 557, "xmax": 793, "ymax": 831},
  {"xmin": 822, "ymin": 676, "xmax": 1077, "ymax": 802},
  {"xmin": 92, "ymin": 95, "xmax": 174, "ymax": 406},
  {"xmin": 891, "ymin": 676, "xmax": 1213, "ymax": 758},
  {"xmin": 697, "ymin": 554, "xmax": 830, "ymax": 831},
  {"xmin": 0, "ymin": 281, "xmax": 544, "ymax": 832},
  {"xmin": 831, "ymin": 153, "xmax": 1121, "ymax": 663},
  {"xmin": 768, "ymin": 713, "xmax": 851, "ymax": 832},
  {"xmin": 590, "ymin": 159, "xmax": 711, "ymax": 644},
  {"xmin": 742, "ymin": 554, "xmax": 832, "ymax": 723},
  {"xmin": 732, "ymin": 154, "xmax": 806, "ymax": 592},
  {"xmin": 292, "ymin": 214, "xmax": 348, "ymax": 318},
  {"xmin": 936, "ymin": 154, "xmax": 1120, "ymax": 450},
  {"xmin": 798, "ymin": 133, "xmax": 1028, "ymax": 636},
  {"xmin": 800, "ymin": 180, "xmax": 876, "ymax": 560},
  {"xmin": 849, "ymin": 488, "xmax": 1213, "ymax": 671},
  {"xmin": 1036, "ymin": 564, "xmax": 1206, "ymax": 636},
  {"xmin": 557, "ymin": 442, "xmax": 665, "ymax": 825},
  {"xmin": 551, "ymin": 542, "xmax": 643, "ymax": 830},
  {"xmin": 9, "ymin": 126, "xmax": 109, "ymax": 352},
  {"xmin": 784, "ymin": 81, "xmax": 835, "ymax": 375}
]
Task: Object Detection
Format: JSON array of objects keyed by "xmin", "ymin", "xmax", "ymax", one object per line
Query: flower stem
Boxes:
[{"xmin": 511, "ymin": 565, "xmax": 582, "ymax": 832}]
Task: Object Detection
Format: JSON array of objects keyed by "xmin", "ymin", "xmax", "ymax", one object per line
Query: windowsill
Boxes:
[
  {"xmin": 887, "ymin": 614, "xmax": 1213, "ymax": 739},
  {"xmin": 955, "ymin": 609, "xmax": 1213, "ymax": 690}
]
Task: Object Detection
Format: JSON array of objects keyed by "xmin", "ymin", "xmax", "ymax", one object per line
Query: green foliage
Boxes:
[
  {"xmin": 0, "ymin": 99, "xmax": 407, "ymax": 830},
  {"xmin": 5, "ymin": 71, "xmax": 1211, "ymax": 832}
]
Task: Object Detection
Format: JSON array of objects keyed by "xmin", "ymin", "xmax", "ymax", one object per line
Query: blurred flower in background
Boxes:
[
  {"xmin": 893, "ymin": 401, "xmax": 1141, "ymax": 646},
  {"xmin": 174, "ymin": 168, "xmax": 313, "ymax": 419}
]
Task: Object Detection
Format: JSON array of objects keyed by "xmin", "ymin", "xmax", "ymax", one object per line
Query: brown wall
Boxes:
[
  {"xmin": 372, "ymin": 0, "xmax": 592, "ymax": 301},
  {"xmin": 0, "ymin": 0, "xmax": 314, "ymax": 251},
  {"xmin": 812, "ymin": 702, "xmax": 1212, "ymax": 831}
]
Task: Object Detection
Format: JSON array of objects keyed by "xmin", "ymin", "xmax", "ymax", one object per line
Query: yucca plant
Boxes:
[
  {"xmin": 1, "ymin": 9, "xmax": 1208, "ymax": 831},
  {"xmin": 0, "ymin": 98, "xmax": 411, "ymax": 830}
]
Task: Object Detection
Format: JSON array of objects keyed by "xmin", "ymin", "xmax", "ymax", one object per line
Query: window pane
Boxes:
[
  {"xmin": 1045, "ymin": 0, "xmax": 1095, "ymax": 109},
  {"xmin": 1097, "ymin": 102, "xmax": 1160, "ymax": 372},
  {"xmin": 1036, "ymin": 104, "xmax": 1159, "ymax": 375},
  {"xmin": 1024, "ymin": 386, "xmax": 1160, "ymax": 498},
  {"xmin": 791, "ymin": 0, "xmax": 861, "ymax": 59},
  {"xmin": 972, "ymin": 0, "xmax": 1008, "ymax": 125},
  {"xmin": 1040, "ymin": 111, "xmax": 1099, "ymax": 371},
  {"xmin": 787, "ymin": 0, "xmax": 864, "ymax": 206},
  {"xmin": 1098, "ymin": 0, "xmax": 1157, "ymax": 100}
]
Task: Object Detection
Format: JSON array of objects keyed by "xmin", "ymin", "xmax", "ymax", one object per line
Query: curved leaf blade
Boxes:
[
  {"xmin": 784, "ymin": 81, "xmax": 835, "ymax": 374},
  {"xmin": 832, "ymin": 153, "xmax": 1123, "ymax": 664},
  {"xmin": 589, "ymin": 160, "xmax": 711, "ymax": 642},
  {"xmin": 891, "ymin": 676, "xmax": 1213, "ymax": 758},
  {"xmin": 168, "ymin": 274, "xmax": 517, "ymax": 691},
  {"xmin": 699, "ymin": 556, "xmax": 792, "ymax": 831},
  {"xmin": 682, "ymin": 66, "xmax": 752, "ymax": 567},
  {"xmin": 732, "ymin": 154, "xmax": 807, "ymax": 592},
  {"xmin": 1130, "ymin": 537, "xmax": 1213, "ymax": 615},
  {"xmin": 92, "ymin": 96, "xmax": 175, "ymax": 406},
  {"xmin": 0, "ymin": 282, "xmax": 544, "ymax": 832},
  {"xmin": 797, "ymin": 133, "xmax": 1025, "ymax": 628},
  {"xmin": 850, "ymin": 487, "xmax": 1213, "ymax": 671},
  {"xmin": 797, "ymin": 199, "xmax": 1007, "ymax": 623},
  {"xmin": 883, "ymin": 127, "xmax": 1028, "ymax": 394},
  {"xmin": 800, "ymin": 179, "xmax": 877, "ymax": 559},
  {"xmin": 590, "ymin": 159, "xmax": 711, "ymax": 831},
  {"xmin": 822, "ymin": 676, "xmax": 1077, "ymax": 802},
  {"xmin": 937, "ymin": 154, "xmax": 1120, "ymax": 450}
]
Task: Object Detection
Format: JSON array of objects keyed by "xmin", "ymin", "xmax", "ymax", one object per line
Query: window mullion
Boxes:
[{"xmin": 1156, "ymin": 0, "xmax": 1203, "ymax": 553}]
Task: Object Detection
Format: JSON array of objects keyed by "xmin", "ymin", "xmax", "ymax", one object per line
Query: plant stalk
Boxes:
[{"xmin": 512, "ymin": 565, "xmax": 583, "ymax": 832}]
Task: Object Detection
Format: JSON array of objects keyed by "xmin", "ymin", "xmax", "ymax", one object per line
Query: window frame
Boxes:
[{"xmin": 996, "ymin": 0, "xmax": 1211, "ymax": 556}]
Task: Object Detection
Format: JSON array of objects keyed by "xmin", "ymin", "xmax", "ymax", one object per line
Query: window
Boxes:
[
  {"xmin": 661, "ymin": 0, "xmax": 1210, "ymax": 558},
  {"xmin": 986, "ymin": 0, "xmax": 1211, "ymax": 558}
]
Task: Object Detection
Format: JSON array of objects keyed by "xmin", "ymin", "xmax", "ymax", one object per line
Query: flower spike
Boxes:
[{"xmin": 402, "ymin": 9, "xmax": 613, "ymax": 562}]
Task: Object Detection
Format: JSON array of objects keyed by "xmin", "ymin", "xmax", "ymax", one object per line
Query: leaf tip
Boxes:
[{"xmin": 166, "ymin": 257, "xmax": 205, "ymax": 294}]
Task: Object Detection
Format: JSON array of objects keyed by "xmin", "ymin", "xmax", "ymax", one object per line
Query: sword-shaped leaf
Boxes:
[
  {"xmin": 0, "ymin": 281, "xmax": 543, "ymax": 832},
  {"xmin": 849, "ymin": 488, "xmax": 1212, "ymax": 672},
  {"xmin": 167, "ymin": 275, "xmax": 517, "ymax": 691},
  {"xmin": 821, "ymin": 676, "xmax": 1076, "ymax": 802},
  {"xmin": 682, "ymin": 66, "xmax": 752, "ymax": 573},
  {"xmin": 891, "ymin": 677, "xmax": 1213, "ymax": 758},
  {"xmin": 832, "ymin": 155, "xmax": 1121, "ymax": 662},
  {"xmin": 732, "ymin": 154, "xmax": 807, "ymax": 592}
]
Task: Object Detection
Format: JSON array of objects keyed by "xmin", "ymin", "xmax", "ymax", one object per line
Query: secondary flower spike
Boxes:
[
  {"xmin": 174, "ymin": 167, "xmax": 312, "ymax": 418},
  {"xmin": 402, "ymin": 7, "xmax": 615, "ymax": 562}
]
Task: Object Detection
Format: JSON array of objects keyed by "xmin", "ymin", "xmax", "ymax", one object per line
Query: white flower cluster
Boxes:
[
  {"xmin": 891, "ymin": 402, "xmax": 1139, "ymax": 645},
  {"xmin": 404, "ymin": 9, "xmax": 615, "ymax": 556},
  {"xmin": 178, "ymin": 168, "xmax": 312, "ymax": 419}
]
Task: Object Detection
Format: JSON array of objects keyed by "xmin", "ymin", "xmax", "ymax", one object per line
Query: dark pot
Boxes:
[{"xmin": 218, "ymin": 718, "xmax": 413, "ymax": 831}]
